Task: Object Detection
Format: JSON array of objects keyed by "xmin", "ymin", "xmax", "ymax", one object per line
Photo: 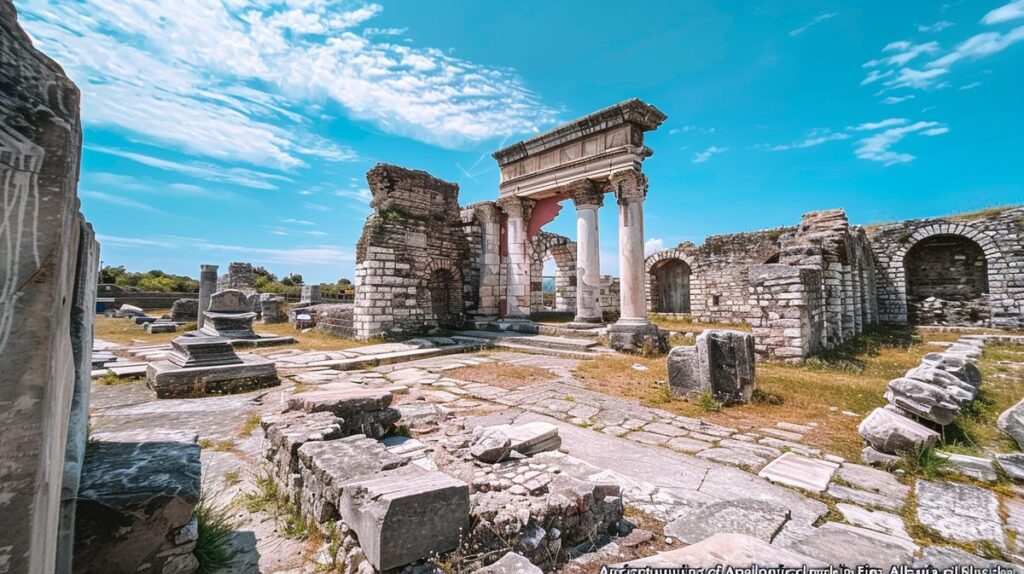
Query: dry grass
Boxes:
[
  {"xmin": 95, "ymin": 313, "xmax": 374, "ymax": 351},
  {"xmin": 942, "ymin": 341, "xmax": 1024, "ymax": 454},
  {"xmin": 648, "ymin": 314, "xmax": 752, "ymax": 334},
  {"xmin": 445, "ymin": 362, "xmax": 558, "ymax": 390},
  {"xmin": 575, "ymin": 326, "xmax": 963, "ymax": 460}
]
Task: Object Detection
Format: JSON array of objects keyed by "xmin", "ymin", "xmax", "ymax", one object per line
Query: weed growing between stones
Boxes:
[
  {"xmin": 97, "ymin": 373, "xmax": 141, "ymax": 386},
  {"xmin": 902, "ymin": 446, "xmax": 949, "ymax": 479},
  {"xmin": 238, "ymin": 412, "xmax": 262, "ymax": 437},
  {"xmin": 243, "ymin": 468, "xmax": 317, "ymax": 542},
  {"xmin": 194, "ymin": 497, "xmax": 238, "ymax": 574},
  {"xmin": 696, "ymin": 391, "xmax": 723, "ymax": 413},
  {"xmin": 198, "ymin": 438, "xmax": 236, "ymax": 452},
  {"xmin": 222, "ymin": 470, "xmax": 241, "ymax": 487}
]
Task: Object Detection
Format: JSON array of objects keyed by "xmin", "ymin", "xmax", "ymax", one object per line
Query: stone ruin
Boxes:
[
  {"xmin": 668, "ymin": 329, "xmax": 756, "ymax": 405},
  {"xmin": 217, "ymin": 261, "xmax": 257, "ymax": 295},
  {"xmin": 0, "ymin": 2, "xmax": 99, "ymax": 569},
  {"xmin": 353, "ymin": 164, "xmax": 471, "ymax": 338},
  {"xmin": 646, "ymin": 207, "xmax": 1024, "ymax": 361},
  {"xmin": 146, "ymin": 334, "xmax": 279, "ymax": 398},
  {"xmin": 199, "ymin": 289, "xmax": 259, "ymax": 339}
]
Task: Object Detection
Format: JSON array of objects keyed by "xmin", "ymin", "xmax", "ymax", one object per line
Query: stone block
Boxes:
[
  {"xmin": 884, "ymin": 377, "xmax": 960, "ymax": 425},
  {"xmin": 668, "ymin": 329, "xmax": 755, "ymax": 405},
  {"xmin": 339, "ymin": 469, "xmax": 470, "ymax": 571},
  {"xmin": 664, "ymin": 499, "xmax": 790, "ymax": 544},
  {"xmin": 757, "ymin": 452, "xmax": 838, "ymax": 492},
  {"xmin": 145, "ymin": 322, "xmax": 177, "ymax": 334},
  {"xmin": 73, "ymin": 432, "xmax": 201, "ymax": 574},
  {"xmin": 614, "ymin": 532, "xmax": 824, "ymax": 568},
  {"xmin": 147, "ymin": 353, "xmax": 279, "ymax": 398},
  {"xmin": 858, "ymin": 407, "xmax": 939, "ymax": 455},
  {"xmin": 997, "ymin": 397, "xmax": 1024, "ymax": 449}
]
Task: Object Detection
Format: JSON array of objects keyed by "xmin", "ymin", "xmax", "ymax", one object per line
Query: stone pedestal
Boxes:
[
  {"xmin": 146, "ymin": 336, "xmax": 279, "ymax": 398},
  {"xmin": 571, "ymin": 182, "xmax": 605, "ymax": 327},
  {"xmin": 197, "ymin": 264, "xmax": 218, "ymax": 328},
  {"xmin": 200, "ymin": 289, "xmax": 257, "ymax": 338},
  {"xmin": 301, "ymin": 284, "xmax": 321, "ymax": 304}
]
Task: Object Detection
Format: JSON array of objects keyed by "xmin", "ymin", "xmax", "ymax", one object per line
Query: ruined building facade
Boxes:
[{"xmin": 646, "ymin": 207, "xmax": 1024, "ymax": 360}]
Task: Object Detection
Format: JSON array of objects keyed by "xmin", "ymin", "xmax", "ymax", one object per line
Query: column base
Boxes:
[
  {"xmin": 608, "ymin": 319, "xmax": 668, "ymax": 355},
  {"xmin": 566, "ymin": 315, "xmax": 605, "ymax": 330}
]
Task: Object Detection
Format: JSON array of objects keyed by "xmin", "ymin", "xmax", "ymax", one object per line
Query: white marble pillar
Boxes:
[
  {"xmin": 613, "ymin": 171, "xmax": 650, "ymax": 325},
  {"xmin": 572, "ymin": 181, "xmax": 604, "ymax": 324},
  {"xmin": 498, "ymin": 196, "xmax": 533, "ymax": 320},
  {"xmin": 198, "ymin": 264, "xmax": 218, "ymax": 328}
]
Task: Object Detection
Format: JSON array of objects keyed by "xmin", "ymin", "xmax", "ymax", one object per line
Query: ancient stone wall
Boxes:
[
  {"xmin": 97, "ymin": 284, "xmax": 197, "ymax": 310},
  {"xmin": 746, "ymin": 265, "xmax": 824, "ymax": 361},
  {"xmin": 0, "ymin": 2, "xmax": 99, "ymax": 570},
  {"xmin": 462, "ymin": 202, "xmax": 503, "ymax": 318},
  {"xmin": 599, "ymin": 275, "xmax": 621, "ymax": 317},
  {"xmin": 353, "ymin": 164, "xmax": 470, "ymax": 338},
  {"xmin": 217, "ymin": 261, "xmax": 256, "ymax": 294},
  {"xmin": 529, "ymin": 231, "xmax": 576, "ymax": 314},
  {"xmin": 867, "ymin": 207, "xmax": 1024, "ymax": 330}
]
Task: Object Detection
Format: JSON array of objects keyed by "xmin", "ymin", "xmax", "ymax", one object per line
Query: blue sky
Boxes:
[{"xmin": 17, "ymin": 0, "xmax": 1024, "ymax": 283}]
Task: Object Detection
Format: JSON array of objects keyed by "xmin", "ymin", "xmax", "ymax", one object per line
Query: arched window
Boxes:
[
  {"xmin": 904, "ymin": 234, "xmax": 988, "ymax": 322},
  {"xmin": 650, "ymin": 258, "xmax": 691, "ymax": 313}
]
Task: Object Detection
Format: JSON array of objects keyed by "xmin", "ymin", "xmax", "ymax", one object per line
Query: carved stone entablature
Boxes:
[
  {"xmin": 611, "ymin": 169, "xmax": 648, "ymax": 205},
  {"xmin": 569, "ymin": 179, "xmax": 606, "ymax": 209},
  {"xmin": 492, "ymin": 99, "xmax": 665, "ymax": 200},
  {"xmin": 468, "ymin": 201, "xmax": 503, "ymax": 224}
]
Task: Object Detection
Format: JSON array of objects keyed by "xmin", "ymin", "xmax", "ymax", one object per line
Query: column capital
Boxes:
[
  {"xmin": 472, "ymin": 201, "xmax": 503, "ymax": 224},
  {"xmin": 496, "ymin": 195, "xmax": 535, "ymax": 220},
  {"xmin": 569, "ymin": 179, "xmax": 605, "ymax": 209},
  {"xmin": 610, "ymin": 169, "xmax": 647, "ymax": 205}
]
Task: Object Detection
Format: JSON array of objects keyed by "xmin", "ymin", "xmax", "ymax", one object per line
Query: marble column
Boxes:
[
  {"xmin": 608, "ymin": 170, "xmax": 665, "ymax": 352},
  {"xmin": 474, "ymin": 202, "xmax": 503, "ymax": 317},
  {"xmin": 198, "ymin": 264, "xmax": 218, "ymax": 328},
  {"xmin": 571, "ymin": 180, "xmax": 605, "ymax": 324},
  {"xmin": 497, "ymin": 196, "xmax": 534, "ymax": 320}
]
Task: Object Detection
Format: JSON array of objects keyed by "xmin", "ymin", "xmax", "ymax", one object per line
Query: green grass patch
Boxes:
[{"xmin": 194, "ymin": 497, "xmax": 238, "ymax": 573}]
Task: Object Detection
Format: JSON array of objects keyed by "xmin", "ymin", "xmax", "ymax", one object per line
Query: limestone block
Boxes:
[
  {"xmin": 664, "ymin": 499, "xmax": 790, "ymax": 544},
  {"xmin": 339, "ymin": 469, "xmax": 470, "ymax": 571},
  {"xmin": 858, "ymin": 408, "xmax": 939, "ymax": 455},
  {"xmin": 117, "ymin": 304, "xmax": 146, "ymax": 317},
  {"xmin": 170, "ymin": 298, "xmax": 199, "ymax": 322},
  {"xmin": 884, "ymin": 377, "xmax": 960, "ymax": 425},
  {"xmin": 997, "ymin": 397, "xmax": 1024, "ymax": 449},
  {"xmin": 472, "ymin": 552, "xmax": 542, "ymax": 574},
  {"xmin": 73, "ymin": 432, "xmax": 201, "ymax": 573},
  {"xmin": 614, "ymin": 532, "xmax": 824, "ymax": 568},
  {"xmin": 903, "ymin": 365, "xmax": 976, "ymax": 404},
  {"xmin": 915, "ymin": 480, "xmax": 1005, "ymax": 548},
  {"xmin": 668, "ymin": 329, "xmax": 755, "ymax": 405}
]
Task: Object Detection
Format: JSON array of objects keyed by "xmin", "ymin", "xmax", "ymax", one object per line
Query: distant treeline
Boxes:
[{"xmin": 98, "ymin": 265, "xmax": 353, "ymax": 297}]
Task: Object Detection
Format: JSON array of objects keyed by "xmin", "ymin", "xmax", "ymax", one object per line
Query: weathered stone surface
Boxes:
[
  {"xmin": 858, "ymin": 407, "xmax": 939, "ymax": 455},
  {"xmin": 0, "ymin": 3, "xmax": 99, "ymax": 569},
  {"xmin": 617, "ymin": 533, "xmax": 825, "ymax": 567},
  {"xmin": 473, "ymin": 552, "xmax": 542, "ymax": 574},
  {"xmin": 471, "ymin": 422, "xmax": 560, "ymax": 463},
  {"xmin": 261, "ymin": 411, "xmax": 345, "ymax": 494},
  {"xmin": 996, "ymin": 453, "xmax": 1024, "ymax": 481},
  {"xmin": 668, "ymin": 329, "xmax": 755, "ymax": 405},
  {"xmin": 788, "ymin": 522, "xmax": 918, "ymax": 568},
  {"xmin": 915, "ymin": 479, "xmax": 1005, "ymax": 547},
  {"xmin": 758, "ymin": 452, "xmax": 838, "ymax": 492},
  {"xmin": 200, "ymin": 289, "xmax": 258, "ymax": 338},
  {"xmin": 836, "ymin": 503, "xmax": 910, "ymax": 540},
  {"xmin": 170, "ymin": 298, "xmax": 199, "ymax": 322},
  {"xmin": 836, "ymin": 463, "xmax": 910, "ymax": 501},
  {"xmin": 884, "ymin": 377, "xmax": 960, "ymax": 425},
  {"xmin": 117, "ymin": 304, "xmax": 146, "ymax": 317},
  {"xmin": 921, "ymin": 352, "xmax": 982, "ymax": 387},
  {"xmin": 862, "ymin": 446, "xmax": 903, "ymax": 466},
  {"xmin": 338, "ymin": 469, "xmax": 470, "ymax": 571},
  {"xmin": 664, "ymin": 499, "xmax": 790, "ymax": 544},
  {"xmin": 696, "ymin": 447, "xmax": 768, "ymax": 469},
  {"xmin": 936, "ymin": 451, "xmax": 998, "ymax": 482},
  {"xmin": 825, "ymin": 483, "xmax": 902, "ymax": 512},
  {"xmin": 470, "ymin": 427, "xmax": 513, "ymax": 463},
  {"xmin": 288, "ymin": 388, "xmax": 392, "ymax": 417},
  {"xmin": 259, "ymin": 294, "xmax": 288, "ymax": 324},
  {"xmin": 998, "ymin": 397, "xmax": 1024, "ymax": 449},
  {"xmin": 73, "ymin": 433, "xmax": 201, "ymax": 574},
  {"xmin": 147, "ymin": 352, "xmax": 279, "ymax": 399},
  {"xmin": 904, "ymin": 365, "xmax": 976, "ymax": 403},
  {"xmin": 912, "ymin": 546, "xmax": 1014, "ymax": 569},
  {"xmin": 145, "ymin": 321, "xmax": 177, "ymax": 334}
]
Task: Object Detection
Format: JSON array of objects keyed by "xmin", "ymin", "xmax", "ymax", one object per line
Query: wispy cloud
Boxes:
[
  {"xmin": 960, "ymin": 81, "xmax": 983, "ymax": 90},
  {"xmin": 854, "ymin": 121, "xmax": 949, "ymax": 165},
  {"xmin": 848, "ymin": 118, "xmax": 910, "ymax": 131},
  {"xmin": 334, "ymin": 188, "xmax": 372, "ymax": 203},
  {"xmin": 18, "ymin": 0, "xmax": 557, "ymax": 169},
  {"xmin": 789, "ymin": 12, "xmax": 838, "ymax": 37},
  {"xmin": 918, "ymin": 21, "xmax": 955, "ymax": 33},
  {"xmin": 282, "ymin": 218, "xmax": 316, "ymax": 226},
  {"xmin": 81, "ymin": 191, "xmax": 166, "ymax": 214},
  {"xmin": 881, "ymin": 95, "xmax": 916, "ymax": 105},
  {"xmin": 767, "ymin": 130, "xmax": 850, "ymax": 151},
  {"xmin": 693, "ymin": 146, "xmax": 728, "ymax": 164},
  {"xmin": 105, "ymin": 234, "xmax": 356, "ymax": 266},
  {"xmin": 982, "ymin": 1, "xmax": 1024, "ymax": 25},
  {"xmin": 303, "ymin": 201, "xmax": 332, "ymax": 212},
  {"xmin": 927, "ymin": 25, "xmax": 1024, "ymax": 68},
  {"xmin": 87, "ymin": 145, "xmax": 289, "ymax": 190},
  {"xmin": 864, "ymin": 41, "xmax": 941, "ymax": 68}
]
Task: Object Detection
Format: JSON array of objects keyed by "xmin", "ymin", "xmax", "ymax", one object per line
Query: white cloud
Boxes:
[
  {"xmin": 883, "ymin": 67, "xmax": 950, "ymax": 90},
  {"xmin": 849, "ymin": 118, "xmax": 909, "ymax": 131},
  {"xmin": 363, "ymin": 27, "xmax": 409, "ymax": 37},
  {"xmin": 128, "ymin": 234, "xmax": 355, "ymax": 266},
  {"xmin": 81, "ymin": 191, "xmax": 166, "ymax": 213},
  {"xmin": 982, "ymin": 1, "xmax": 1024, "ymax": 24},
  {"xmin": 881, "ymin": 95, "xmax": 915, "ymax": 104},
  {"xmin": 768, "ymin": 130, "xmax": 850, "ymax": 151},
  {"xmin": 861, "ymin": 69, "xmax": 895, "ymax": 85},
  {"xmin": 87, "ymin": 145, "xmax": 289, "ymax": 189},
  {"xmin": 644, "ymin": 238, "xmax": 664, "ymax": 257},
  {"xmin": 303, "ymin": 201, "xmax": 331, "ymax": 212},
  {"xmin": 18, "ymin": 0, "xmax": 556, "ymax": 167},
  {"xmin": 864, "ymin": 41, "xmax": 941, "ymax": 68},
  {"xmin": 918, "ymin": 21, "xmax": 955, "ymax": 33},
  {"xmin": 334, "ymin": 188, "xmax": 373, "ymax": 203},
  {"xmin": 928, "ymin": 25, "xmax": 1024, "ymax": 68},
  {"xmin": 282, "ymin": 218, "xmax": 315, "ymax": 226},
  {"xmin": 960, "ymin": 81, "xmax": 983, "ymax": 90},
  {"xmin": 790, "ymin": 13, "xmax": 838, "ymax": 37},
  {"xmin": 854, "ymin": 121, "xmax": 949, "ymax": 166},
  {"xmin": 693, "ymin": 146, "xmax": 728, "ymax": 164}
]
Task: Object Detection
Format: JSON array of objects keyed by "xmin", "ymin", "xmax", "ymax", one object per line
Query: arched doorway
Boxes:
[
  {"xmin": 651, "ymin": 258, "xmax": 691, "ymax": 313},
  {"xmin": 427, "ymin": 268, "xmax": 461, "ymax": 326},
  {"xmin": 904, "ymin": 234, "xmax": 988, "ymax": 323}
]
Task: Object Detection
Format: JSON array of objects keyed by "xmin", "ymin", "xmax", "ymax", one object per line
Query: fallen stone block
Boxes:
[
  {"xmin": 614, "ymin": 532, "xmax": 824, "ymax": 567},
  {"xmin": 788, "ymin": 522, "xmax": 918, "ymax": 569},
  {"xmin": 921, "ymin": 352, "xmax": 982, "ymax": 387},
  {"xmin": 915, "ymin": 479, "xmax": 1005, "ymax": 548},
  {"xmin": 145, "ymin": 321, "xmax": 177, "ymax": 334},
  {"xmin": 903, "ymin": 365, "xmax": 976, "ymax": 403},
  {"xmin": 470, "ymin": 422, "xmax": 561, "ymax": 463},
  {"xmin": 73, "ymin": 432, "xmax": 201, "ymax": 574},
  {"xmin": 884, "ymin": 377, "xmax": 960, "ymax": 425},
  {"xmin": 668, "ymin": 329, "xmax": 755, "ymax": 405},
  {"xmin": 936, "ymin": 451, "xmax": 998, "ymax": 483},
  {"xmin": 996, "ymin": 453, "xmax": 1024, "ymax": 481},
  {"xmin": 116, "ymin": 304, "xmax": 145, "ymax": 317},
  {"xmin": 286, "ymin": 388, "xmax": 398, "ymax": 438},
  {"xmin": 998, "ymin": 397, "xmax": 1024, "ymax": 450},
  {"xmin": 262, "ymin": 411, "xmax": 344, "ymax": 494},
  {"xmin": 757, "ymin": 452, "xmax": 838, "ymax": 492},
  {"xmin": 664, "ymin": 499, "xmax": 790, "ymax": 544},
  {"xmin": 470, "ymin": 426, "xmax": 513, "ymax": 463},
  {"xmin": 861, "ymin": 446, "xmax": 903, "ymax": 466},
  {"xmin": 858, "ymin": 407, "xmax": 939, "ymax": 455},
  {"xmin": 339, "ymin": 469, "xmax": 470, "ymax": 571}
]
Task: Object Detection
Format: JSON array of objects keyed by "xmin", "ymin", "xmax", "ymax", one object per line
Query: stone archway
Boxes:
[
  {"xmin": 529, "ymin": 232, "xmax": 577, "ymax": 314},
  {"xmin": 423, "ymin": 261, "xmax": 464, "ymax": 327},
  {"xmin": 649, "ymin": 258, "xmax": 691, "ymax": 313},
  {"xmin": 903, "ymin": 234, "xmax": 989, "ymax": 324}
]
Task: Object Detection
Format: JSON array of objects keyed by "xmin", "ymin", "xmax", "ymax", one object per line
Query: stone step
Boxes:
[
  {"xmin": 503, "ymin": 334, "xmax": 599, "ymax": 352},
  {"xmin": 493, "ymin": 341, "xmax": 603, "ymax": 360}
]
